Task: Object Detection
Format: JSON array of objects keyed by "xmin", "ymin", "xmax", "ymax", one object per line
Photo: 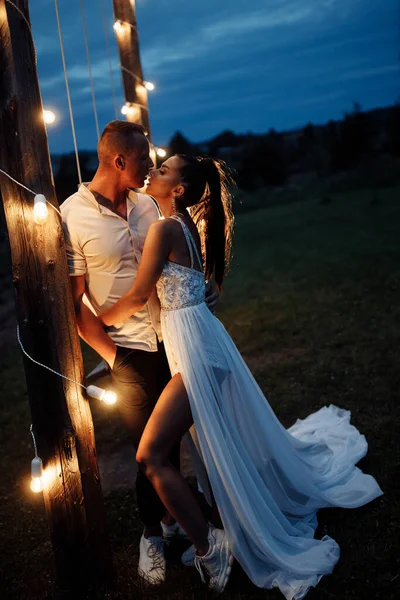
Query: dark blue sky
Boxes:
[{"xmin": 30, "ymin": 0, "xmax": 399, "ymax": 154}]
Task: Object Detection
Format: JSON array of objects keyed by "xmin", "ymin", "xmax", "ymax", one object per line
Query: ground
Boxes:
[{"xmin": 0, "ymin": 185, "xmax": 399, "ymax": 599}]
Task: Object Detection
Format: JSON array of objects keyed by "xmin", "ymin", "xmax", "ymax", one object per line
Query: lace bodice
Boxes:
[{"xmin": 156, "ymin": 216, "xmax": 206, "ymax": 311}]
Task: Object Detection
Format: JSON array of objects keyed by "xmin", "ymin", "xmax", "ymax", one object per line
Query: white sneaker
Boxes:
[
  {"xmin": 194, "ymin": 526, "xmax": 234, "ymax": 594},
  {"xmin": 161, "ymin": 520, "xmax": 189, "ymax": 540},
  {"xmin": 138, "ymin": 533, "xmax": 166, "ymax": 585},
  {"xmin": 181, "ymin": 544, "xmax": 196, "ymax": 567}
]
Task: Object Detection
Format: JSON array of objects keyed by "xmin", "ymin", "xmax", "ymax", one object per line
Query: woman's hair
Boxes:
[{"xmin": 176, "ymin": 155, "xmax": 235, "ymax": 292}]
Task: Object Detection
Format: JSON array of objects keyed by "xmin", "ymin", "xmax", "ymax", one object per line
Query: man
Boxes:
[{"xmin": 61, "ymin": 121, "xmax": 198, "ymax": 584}]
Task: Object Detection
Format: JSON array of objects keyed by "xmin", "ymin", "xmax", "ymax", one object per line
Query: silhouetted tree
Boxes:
[
  {"xmin": 168, "ymin": 131, "xmax": 193, "ymax": 155},
  {"xmin": 55, "ymin": 152, "xmax": 97, "ymax": 203},
  {"xmin": 331, "ymin": 102, "xmax": 374, "ymax": 169},
  {"xmin": 238, "ymin": 130, "xmax": 288, "ymax": 189},
  {"xmin": 387, "ymin": 102, "xmax": 400, "ymax": 156}
]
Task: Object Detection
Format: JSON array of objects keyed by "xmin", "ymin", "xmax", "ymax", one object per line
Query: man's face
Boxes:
[{"xmin": 122, "ymin": 134, "xmax": 154, "ymax": 188}]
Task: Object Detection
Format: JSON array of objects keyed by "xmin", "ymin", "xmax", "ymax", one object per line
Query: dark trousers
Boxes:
[{"xmin": 111, "ymin": 341, "xmax": 179, "ymax": 527}]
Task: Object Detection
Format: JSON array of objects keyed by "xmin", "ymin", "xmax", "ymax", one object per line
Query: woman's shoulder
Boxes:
[{"xmin": 148, "ymin": 216, "xmax": 178, "ymax": 237}]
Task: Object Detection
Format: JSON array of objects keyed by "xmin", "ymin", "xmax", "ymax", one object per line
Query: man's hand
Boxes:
[
  {"xmin": 70, "ymin": 275, "xmax": 117, "ymax": 368},
  {"xmin": 205, "ymin": 282, "xmax": 219, "ymax": 314}
]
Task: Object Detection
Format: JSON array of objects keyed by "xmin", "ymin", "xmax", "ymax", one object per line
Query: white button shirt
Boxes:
[{"xmin": 61, "ymin": 183, "xmax": 162, "ymax": 352}]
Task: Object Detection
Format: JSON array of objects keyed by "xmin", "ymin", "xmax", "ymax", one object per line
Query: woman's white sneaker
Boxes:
[
  {"xmin": 138, "ymin": 533, "xmax": 166, "ymax": 584},
  {"xmin": 194, "ymin": 526, "xmax": 234, "ymax": 594}
]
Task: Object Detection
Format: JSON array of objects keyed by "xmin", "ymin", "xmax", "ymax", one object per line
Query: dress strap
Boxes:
[{"xmin": 170, "ymin": 215, "xmax": 203, "ymax": 271}]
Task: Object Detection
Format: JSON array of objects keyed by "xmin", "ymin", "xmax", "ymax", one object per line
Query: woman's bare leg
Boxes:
[{"xmin": 136, "ymin": 374, "xmax": 209, "ymax": 555}]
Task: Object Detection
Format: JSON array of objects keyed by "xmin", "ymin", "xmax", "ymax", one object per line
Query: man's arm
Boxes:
[{"xmin": 70, "ymin": 275, "xmax": 117, "ymax": 368}]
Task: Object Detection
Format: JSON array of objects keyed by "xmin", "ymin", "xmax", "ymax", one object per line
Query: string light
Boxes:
[
  {"xmin": 156, "ymin": 147, "xmax": 166, "ymax": 158},
  {"xmin": 86, "ymin": 385, "xmax": 117, "ymax": 405},
  {"xmin": 17, "ymin": 324, "xmax": 117, "ymax": 407},
  {"xmin": 33, "ymin": 194, "xmax": 49, "ymax": 224},
  {"xmin": 144, "ymin": 81, "xmax": 155, "ymax": 91},
  {"xmin": 29, "ymin": 425, "xmax": 44, "ymax": 494},
  {"xmin": 120, "ymin": 102, "xmax": 143, "ymax": 120},
  {"xmin": 30, "ymin": 457, "xmax": 44, "ymax": 493},
  {"xmin": 113, "ymin": 19, "xmax": 124, "ymax": 34},
  {"xmin": 43, "ymin": 109, "xmax": 56, "ymax": 125},
  {"xmin": 0, "ymin": 168, "xmax": 62, "ymax": 220}
]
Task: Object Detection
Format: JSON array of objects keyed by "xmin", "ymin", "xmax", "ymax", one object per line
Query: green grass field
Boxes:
[{"xmin": 0, "ymin": 186, "xmax": 399, "ymax": 599}]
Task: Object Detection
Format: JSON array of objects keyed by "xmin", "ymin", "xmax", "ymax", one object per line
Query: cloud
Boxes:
[
  {"xmin": 27, "ymin": 0, "xmax": 399, "ymax": 153},
  {"xmin": 339, "ymin": 64, "xmax": 400, "ymax": 82}
]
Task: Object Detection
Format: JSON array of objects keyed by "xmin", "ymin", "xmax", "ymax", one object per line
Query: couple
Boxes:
[{"xmin": 62, "ymin": 120, "xmax": 382, "ymax": 599}]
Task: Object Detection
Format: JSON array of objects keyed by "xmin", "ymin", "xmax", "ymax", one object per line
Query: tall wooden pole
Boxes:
[
  {"xmin": 113, "ymin": 0, "xmax": 152, "ymax": 140},
  {"xmin": 0, "ymin": 1, "xmax": 113, "ymax": 596}
]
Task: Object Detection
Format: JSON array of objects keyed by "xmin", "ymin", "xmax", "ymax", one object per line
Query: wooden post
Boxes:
[
  {"xmin": 0, "ymin": 1, "xmax": 113, "ymax": 597},
  {"xmin": 112, "ymin": 0, "xmax": 152, "ymax": 140}
]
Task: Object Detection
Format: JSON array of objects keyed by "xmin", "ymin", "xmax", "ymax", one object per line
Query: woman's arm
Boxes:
[{"xmin": 99, "ymin": 220, "xmax": 171, "ymax": 326}]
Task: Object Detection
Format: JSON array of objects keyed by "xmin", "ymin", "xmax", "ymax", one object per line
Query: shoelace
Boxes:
[
  {"xmin": 147, "ymin": 538, "xmax": 166, "ymax": 572},
  {"xmin": 194, "ymin": 555, "xmax": 208, "ymax": 584}
]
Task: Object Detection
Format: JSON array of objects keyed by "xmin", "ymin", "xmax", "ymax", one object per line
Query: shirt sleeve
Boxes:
[{"xmin": 61, "ymin": 205, "xmax": 87, "ymax": 276}]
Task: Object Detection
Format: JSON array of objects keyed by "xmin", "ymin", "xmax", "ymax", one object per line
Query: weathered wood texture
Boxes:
[
  {"xmin": 113, "ymin": 0, "xmax": 152, "ymax": 138},
  {"xmin": 0, "ymin": 1, "xmax": 113, "ymax": 596}
]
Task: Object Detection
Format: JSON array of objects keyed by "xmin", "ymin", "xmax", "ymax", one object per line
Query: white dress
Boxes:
[{"xmin": 156, "ymin": 216, "xmax": 383, "ymax": 600}]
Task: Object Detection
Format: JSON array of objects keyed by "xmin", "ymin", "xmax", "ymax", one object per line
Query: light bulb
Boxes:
[
  {"xmin": 33, "ymin": 194, "xmax": 48, "ymax": 225},
  {"xmin": 43, "ymin": 110, "xmax": 56, "ymax": 125},
  {"xmin": 86, "ymin": 385, "xmax": 117, "ymax": 405},
  {"xmin": 156, "ymin": 148, "xmax": 166, "ymax": 158},
  {"xmin": 144, "ymin": 81, "xmax": 155, "ymax": 91},
  {"xmin": 30, "ymin": 456, "xmax": 43, "ymax": 493},
  {"xmin": 102, "ymin": 391, "xmax": 117, "ymax": 405},
  {"xmin": 113, "ymin": 20, "xmax": 123, "ymax": 33},
  {"xmin": 121, "ymin": 104, "xmax": 129, "ymax": 115}
]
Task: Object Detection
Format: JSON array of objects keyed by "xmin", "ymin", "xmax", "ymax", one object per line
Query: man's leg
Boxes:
[{"xmin": 111, "ymin": 342, "xmax": 179, "ymax": 536}]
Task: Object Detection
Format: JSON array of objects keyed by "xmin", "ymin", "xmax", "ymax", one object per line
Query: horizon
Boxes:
[{"xmin": 48, "ymin": 103, "xmax": 395, "ymax": 156}]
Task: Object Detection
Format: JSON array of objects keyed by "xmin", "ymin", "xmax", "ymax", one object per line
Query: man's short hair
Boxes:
[{"xmin": 98, "ymin": 120, "xmax": 146, "ymax": 163}]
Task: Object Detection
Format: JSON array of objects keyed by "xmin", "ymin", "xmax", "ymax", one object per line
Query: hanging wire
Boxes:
[
  {"xmin": 99, "ymin": 0, "xmax": 119, "ymax": 119},
  {"xmin": 121, "ymin": 65, "xmax": 143, "ymax": 84},
  {"xmin": 17, "ymin": 324, "xmax": 86, "ymax": 390},
  {"xmin": 53, "ymin": 0, "xmax": 82, "ymax": 184},
  {"xmin": 79, "ymin": 0, "xmax": 100, "ymax": 141},
  {"xmin": 30, "ymin": 425, "xmax": 39, "ymax": 458},
  {"xmin": 0, "ymin": 168, "xmax": 62, "ymax": 217}
]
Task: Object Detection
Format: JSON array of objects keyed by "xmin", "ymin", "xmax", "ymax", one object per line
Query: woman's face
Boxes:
[{"xmin": 145, "ymin": 155, "xmax": 184, "ymax": 200}]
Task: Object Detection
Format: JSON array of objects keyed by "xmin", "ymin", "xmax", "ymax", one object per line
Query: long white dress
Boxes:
[{"xmin": 156, "ymin": 216, "xmax": 383, "ymax": 600}]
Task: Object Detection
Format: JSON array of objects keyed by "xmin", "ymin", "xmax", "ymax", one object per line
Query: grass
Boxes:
[{"xmin": 0, "ymin": 185, "xmax": 399, "ymax": 599}]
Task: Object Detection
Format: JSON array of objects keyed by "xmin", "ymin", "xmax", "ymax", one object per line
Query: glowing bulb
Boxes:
[
  {"xmin": 30, "ymin": 456, "xmax": 43, "ymax": 493},
  {"xmin": 156, "ymin": 148, "xmax": 166, "ymax": 158},
  {"xmin": 43, "ymin": 110, "xmax": 56, "ymax": 125},
  {"xmin": 33, "ymin": 194, "xmax": 48, "ymax": 225},
  {"xmin": 113, "ymin": 20, "xmax": 123, "ymax": 33},
  {"xmin": 103, "ymin": 391, "xmax": 117, "ymax": 405},
  {"xmin": 121, "ymin": 103, "xmax": 129, "ymax": 115},
  {"xmin": 144, "ymin": 81, "xmax": 155, "ymax": 91},
  {"xmin": 86, "ymin": 385, "xmax": 117, "ymax": 405}
]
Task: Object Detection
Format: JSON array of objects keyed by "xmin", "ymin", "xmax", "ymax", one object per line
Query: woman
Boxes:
[{"xmin": 100, "ymin": 155, "xmax": 382, "ymax": 598}]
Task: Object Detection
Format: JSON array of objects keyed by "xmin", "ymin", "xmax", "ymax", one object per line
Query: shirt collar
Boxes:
[{"xmin": 78, "ymin": 183, "xmax": 139, "ymax": 215}]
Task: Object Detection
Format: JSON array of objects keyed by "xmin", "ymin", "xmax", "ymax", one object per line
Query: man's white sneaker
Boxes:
[
  {"xmin": 161, "ymin": 520, "xmax": 189, "ymax": 540},
  {"xmin": 138, "ymin": 533, "xmax": 166, "ymax": 585},
  {"xmin": 194, "ymin": 526, "xmax": 234, "ymax": 594},
  {"xmin": 181, "ymin": 543, "xmax": 195, "ymax": 567}
]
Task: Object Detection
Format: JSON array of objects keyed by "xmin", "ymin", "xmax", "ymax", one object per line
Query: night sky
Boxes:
[{"xmin": 29, "ymin": 0, "xmax": 399, "ymax": 155}]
